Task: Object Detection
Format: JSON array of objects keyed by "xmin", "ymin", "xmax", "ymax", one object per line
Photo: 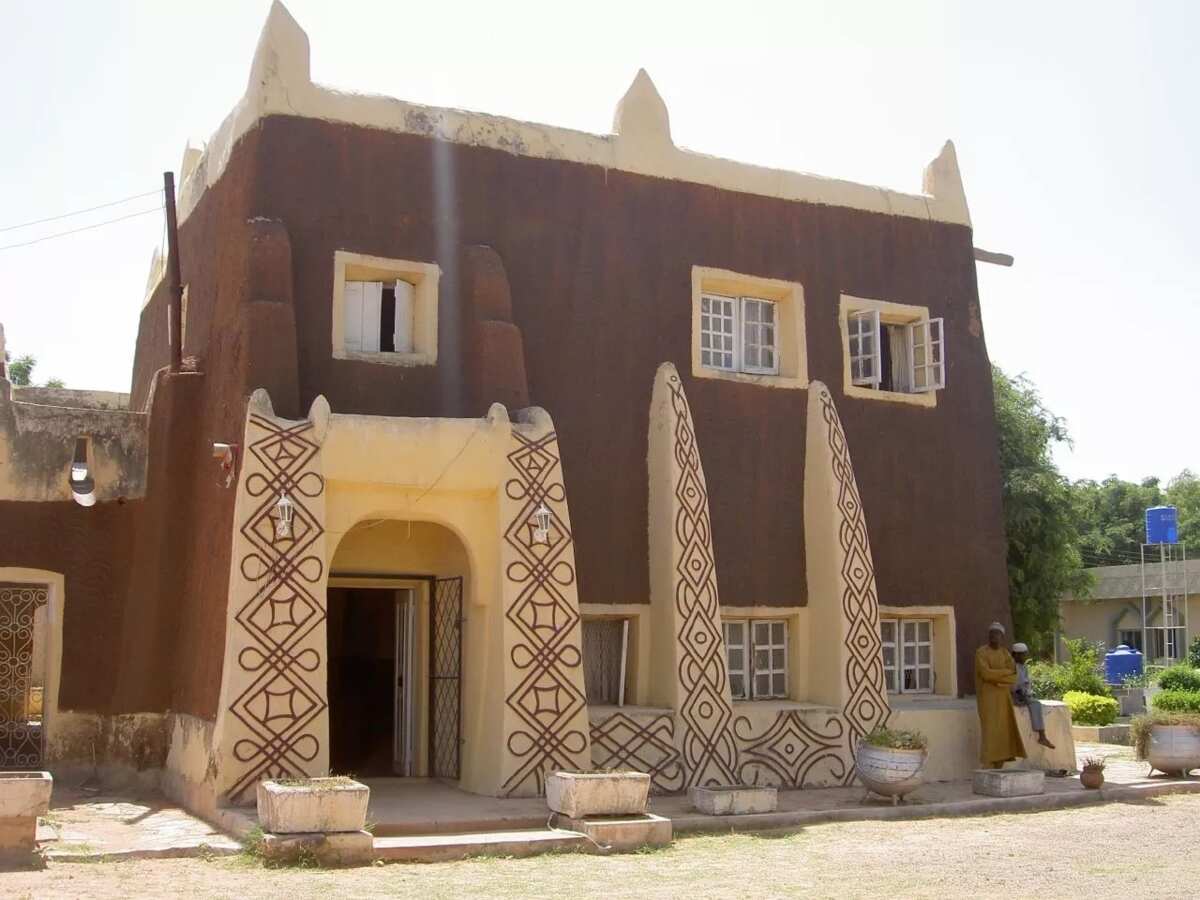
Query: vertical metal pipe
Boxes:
[{"xmin": 164, "ymin": 171, "xmax": 183, "ymax": 373}]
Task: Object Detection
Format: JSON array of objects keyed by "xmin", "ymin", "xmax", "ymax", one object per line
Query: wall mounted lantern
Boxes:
[
  {"xmin": 68, "ymin": 437, "xmax": 95, "ymax": 507},
  {"xmin": 532, "ymin": 502, "xmax": 552, "ymax": 545},
  {"xmin": 274, "ymin": 492, "xmax": 295, "ymax": 540}
]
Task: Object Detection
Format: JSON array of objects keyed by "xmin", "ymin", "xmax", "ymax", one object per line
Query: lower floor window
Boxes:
[
  {"xmin": 723, "ymin": 618, "xmax": 788, "ymax": 700},
  {"xmin": 880, "ymin": 618, "xmax": 933, "ymax": 693},
  {"xmin": 582, "ymin": 617, "xmax": 629, "ymax": 706}
]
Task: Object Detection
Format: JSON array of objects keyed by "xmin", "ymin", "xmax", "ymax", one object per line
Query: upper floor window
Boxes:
[
  {"xmin": 841, "ymin": 295, "xmax": 945, "ymax": 406},
  {"xmin": 700, "ymin": 294, "xmax": 778, "ymax": 375},
  {"xmin": 332, "ymin": 251, "xmax": 440, "ymax": 366},
  {"xmin": 723, "ymin": 618, "xmax": 788, "ymax": 701},
  {"xmin": 691, "ymin": 267, "xmax": 808, "ymax": 390}
]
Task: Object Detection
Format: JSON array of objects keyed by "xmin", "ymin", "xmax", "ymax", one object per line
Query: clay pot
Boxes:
[{"xmin": 1080, "ymin": 767, "xmax": 1104, "ymax": 790}]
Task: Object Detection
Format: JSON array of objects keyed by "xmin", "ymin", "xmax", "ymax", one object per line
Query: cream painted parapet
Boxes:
[
  {"xmin": 497, "ymin": 408, "xmax": 591, "ymax": 796},
  {"xmin": 177, "ymin": 2, "xmax": 971, "ymax": 228},
  {"xmin": 803, "ymin": 381, "xmax": 890, "ymax": 744},
  {"xmin": 647, "ymin": 363, "xmax": 738, "ymax": 787},
  {"xmin": 212, "ymin": 389, "xmax": 331, "ymax": 804}
]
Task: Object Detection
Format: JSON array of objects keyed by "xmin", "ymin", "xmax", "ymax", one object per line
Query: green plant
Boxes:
[
  {"xmin": 1151, "ymin": 690, "xmax": 1200, "ymax": 714},
  {"xmin": 1189, "ymin": 636, "xmax": 1200, "ymax": 669},
  {"xmin": 1063, "ymin": 690, "xmax": 1119, "ymax": 726},
  {"xmin": 1026, "ymin": 641, "xmax": 1113, "ymax": 701},
  {"xmin": 1157, "ymin": 665, "xmax": 1200, "ymax": 693},
  {"xmin": 1080, "ymin": 756, "xmax": 1106, "ymax": 771},
  {"xmin": 861, "ymin": 725, "xmax": 928, "ymax": 751},
  {"xmin": 1130, "ymin": 711, "xmax": 1200, "ymax": 760}
]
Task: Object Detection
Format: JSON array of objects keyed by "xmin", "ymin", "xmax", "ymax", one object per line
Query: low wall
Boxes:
[{"xmin": 890, "ymin": 698, "xmax": 1076, "ymax": 781}]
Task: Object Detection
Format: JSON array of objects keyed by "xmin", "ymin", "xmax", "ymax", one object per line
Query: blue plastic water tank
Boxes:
[
  {"xmin": 1146, "ymin": 506, "xmax": 1179, "ymax": 544},
  {"xmin": 1105, "ymin": 644, "xmax": 1144, "ymax": 685}
]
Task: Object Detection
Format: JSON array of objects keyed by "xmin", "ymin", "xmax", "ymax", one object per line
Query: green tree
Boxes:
[
  {"xmin": 993, "ymin": 366, "xmax": 1091, "ymax": 655},
  {"xmin": 1166, "ymin": 469, "xmax": 1200, "ymax": 550},
  {"xmin": 1074, "ymin": 475, "xmax": 1165, "ymax": 565},
  {"xmin": 3, "ymin": 352, "xmax": 63, "ymax": 388},
  {"xmin": 6, "ymin": 353, "xmax": 36, "ymax": 386}
]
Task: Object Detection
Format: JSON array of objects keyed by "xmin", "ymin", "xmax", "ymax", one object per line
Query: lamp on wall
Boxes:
[
  {"xmin": 68, "ymin": 437, "xmax": 95, "ymax": 507},
  {"xmin": 532, "ymin": 502, "xmax": 552, "ymax": 545},
  {"xmin": 273, "ymin": 492, "xmax": 295, "ymax": 540}
]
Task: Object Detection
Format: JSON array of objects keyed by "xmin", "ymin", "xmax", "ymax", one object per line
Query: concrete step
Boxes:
[{"xmin": 373, "ymin": 828, "xmax": 590, "ymax": 862}]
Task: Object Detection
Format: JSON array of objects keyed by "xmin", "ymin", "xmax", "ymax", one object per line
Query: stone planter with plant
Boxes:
[
  {"xmin": 1079, "ymin": 756, "xmax": 1106, "ymax": 789},
  {"xmin": 854, "ymin": 726, "xmax": 928, "ymax": 805},
  {"xmin": 1131, "ymin": 712, "xmax": 1200, "ymax": 776}
]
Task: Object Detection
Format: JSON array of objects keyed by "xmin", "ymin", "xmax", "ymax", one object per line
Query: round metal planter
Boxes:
[
  {"xmin": 854, "ymin": 743, "xmax": 927, "ymax": 804},
  {"xmin": 1147, "ymin": 725, "xmax": 1200, "ymax": 776}
]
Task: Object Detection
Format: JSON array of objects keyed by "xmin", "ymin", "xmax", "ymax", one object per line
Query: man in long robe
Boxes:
[{"xmin": 974, "ymin": 622, "xmax": 1026, "ymax": 768}]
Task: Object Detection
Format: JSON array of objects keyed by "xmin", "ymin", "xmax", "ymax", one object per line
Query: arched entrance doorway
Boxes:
[{"xmin": 326, "ymin": 520, "xmax": 468, "ymax": 780}]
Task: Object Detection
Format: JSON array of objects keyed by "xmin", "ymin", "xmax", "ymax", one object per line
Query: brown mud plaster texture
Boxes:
[{"xmin": 123, "ymin": 112, "xmax": 1007, "ymax": 698}]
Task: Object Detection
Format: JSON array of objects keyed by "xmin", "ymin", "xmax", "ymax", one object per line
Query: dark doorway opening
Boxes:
[{"xmin": 327, "ymin": 587, "xmax": 405, "ymax": 777}]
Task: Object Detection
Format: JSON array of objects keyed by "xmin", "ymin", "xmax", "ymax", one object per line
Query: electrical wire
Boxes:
[
  {"xmin": 0, "ymin": 206, "xmax": 163, "ymax": 252},
  {"xmin": 0, "ymin": 188, "xmax": 160, "ymax": 234}
]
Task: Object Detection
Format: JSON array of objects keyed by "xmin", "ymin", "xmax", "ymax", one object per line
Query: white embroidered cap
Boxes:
[
  {"xmin": 1012, "ymin": 642, "xmax": 1029, "ymax": 653},
  {"xmin": 988, "ymin": 621, "xmax": 1006, "ymax": 634}
]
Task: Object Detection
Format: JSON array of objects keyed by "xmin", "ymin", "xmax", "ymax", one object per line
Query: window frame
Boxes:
[
  {"xmin": 331, "ymin": 251, "xmax": 440, "ymax": 367},
  {"xmin": 699, "ymin": 292, "xmax": 781, "ymax": 377},
  {"xmin": 723, "ymin": 617, "xmax": 789, "ymax": 701},
  {"xmin": 879, "ymin": 617, "xmax": 935, "ymax": 695},
  {"xmin": 839, "ymin": 295, "xmax": 945, "ymax": 407}
]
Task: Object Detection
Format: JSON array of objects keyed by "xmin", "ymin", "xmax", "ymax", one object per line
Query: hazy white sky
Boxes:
[{"xmin": 1, "ymin": 1, "xmax": 1195, "ymax": 483}]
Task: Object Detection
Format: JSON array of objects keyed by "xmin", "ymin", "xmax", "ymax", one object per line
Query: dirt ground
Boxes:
[{"xmin": 6, "ymin": 794, "xmax": 1198, "ymax": 899}]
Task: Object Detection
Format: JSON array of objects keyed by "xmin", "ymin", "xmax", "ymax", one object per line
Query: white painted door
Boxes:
[{"xmin": 392, "ymin": 590, "xmax": 416, "ymax": 775}]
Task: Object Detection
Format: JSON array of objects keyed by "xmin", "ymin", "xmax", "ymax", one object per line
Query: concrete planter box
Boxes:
[
  {"xmin": 855, "ymin": 744, "xmax": 927, "ymax": 804},
  {"xmin": 1147, "ymin": 725, "xmax": 1200, "ymax": 776},
  {"xmin": 973, "ymin": 768, "xmax": 1045, "ymax": 798},
  {"xmin": 0, "ymin": 771, "xmax": 52, "ymax": 855},
  {"xmin": 1072, "ymin": 723, "xmax": 1131, "ymax": 745},
  {"xmin": 545, "ymin": 771, "xmax": 650, "ymax": 818},
  {"xmin": 689, "ymin": 785, "xmax": 778, "ymax": 816},
  {"xmin": 257, "ymin": 778, "xmax": 369, "ymax": 834}
]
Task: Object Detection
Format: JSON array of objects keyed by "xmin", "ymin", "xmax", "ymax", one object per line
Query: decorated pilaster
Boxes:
[
  {"xmin": 803, "ymin": 381, "xmax": 889, "ymax": 746},
  {"xmin": 497, "ymin": 407, "xmax": 590, "ymax": 796},
  {"xmin": 212, "ymin": 389, "xmax": 331, "ymax": 804},
  {"xmin": 647, "ymin": 363, "xmax": 738, "ymax": 787}
]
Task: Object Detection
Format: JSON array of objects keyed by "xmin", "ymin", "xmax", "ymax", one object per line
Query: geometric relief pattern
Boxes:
[
  {"xmin": 666, "ymin": 371, "xmax": 738, "ymax": 787},
  {"xmin": 0, "ymin": 583, "xmax": 48, "ymax": 769},
  {"xmin": 733, "ymin": 710, "xmax": 848, "ymax": 788},
  {"xmin": 431, "ymin": 577, "xmax": 463, "ymax": 780},
  {"xmin": 227, "ymin": 414, "xmax": 327, "ymax": 802},
  {"xmin": 500, "ymin": 430, "xmax": 589, "ymax": 796},
  {"xmin": 589, "ymin": 712, "xmax": 684, "ymax": 795},
  {"xmin": 818, "ymin": 387, "xmax": 889, "ymax": 755}
]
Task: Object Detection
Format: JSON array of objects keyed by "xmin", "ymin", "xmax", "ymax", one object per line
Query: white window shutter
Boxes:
[
  {"xmin": 849, "ymin": 309, "xmax": 881, "ymax": 386},
  {"xmin": 928, "ymin": 317, "xmax": 946, "ymax": 390},
  {"xmin": 343, "ymin": 281, "xmax": 365, "ymax": 353},
  {"xmin": 361, "ymin": 281, "xmax": 383, "ymax": 353},
  {"xmin": 393, "ymin": 280, "xmax": 415, "ymax": 354},
  {"xmin": 909, "ymin": 317, "xmax": 946, "ymax": 392}
]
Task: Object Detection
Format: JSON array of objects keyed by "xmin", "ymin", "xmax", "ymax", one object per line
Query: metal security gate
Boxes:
[
  {"xmin": 0, "ymin": 583, "xmax": 48, "ymax": 769},
  {"xmin": 430, "ymin": 577, "xmax": 463, "ymax": 779}
]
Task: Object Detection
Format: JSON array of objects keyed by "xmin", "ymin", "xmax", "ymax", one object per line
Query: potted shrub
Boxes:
[
  {"xmin": 1079, "ymin": 756, "xmax": 1106, "ymax": 789},
  {"xmin": 1131, "ymin": 711, "xmax": 1200, "ymax": 776},
  {"xmin": 854, "ymin": 726, "xmax": 928, "ymax": 805}
]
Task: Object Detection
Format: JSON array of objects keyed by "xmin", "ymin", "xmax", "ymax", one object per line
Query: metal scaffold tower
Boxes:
[{"xmin": 1141, "ymin": 541, "xmax": 1189, "ymax": 667}]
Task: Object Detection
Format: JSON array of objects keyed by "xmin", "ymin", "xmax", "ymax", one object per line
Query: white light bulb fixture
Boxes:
[
  {"xmin": 274, "ymin": 492, "xmax": 295, "ymax": 540},
  {"xmin": 532, "ymin": 502, "xmax": 552, "ymax": 545}
]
